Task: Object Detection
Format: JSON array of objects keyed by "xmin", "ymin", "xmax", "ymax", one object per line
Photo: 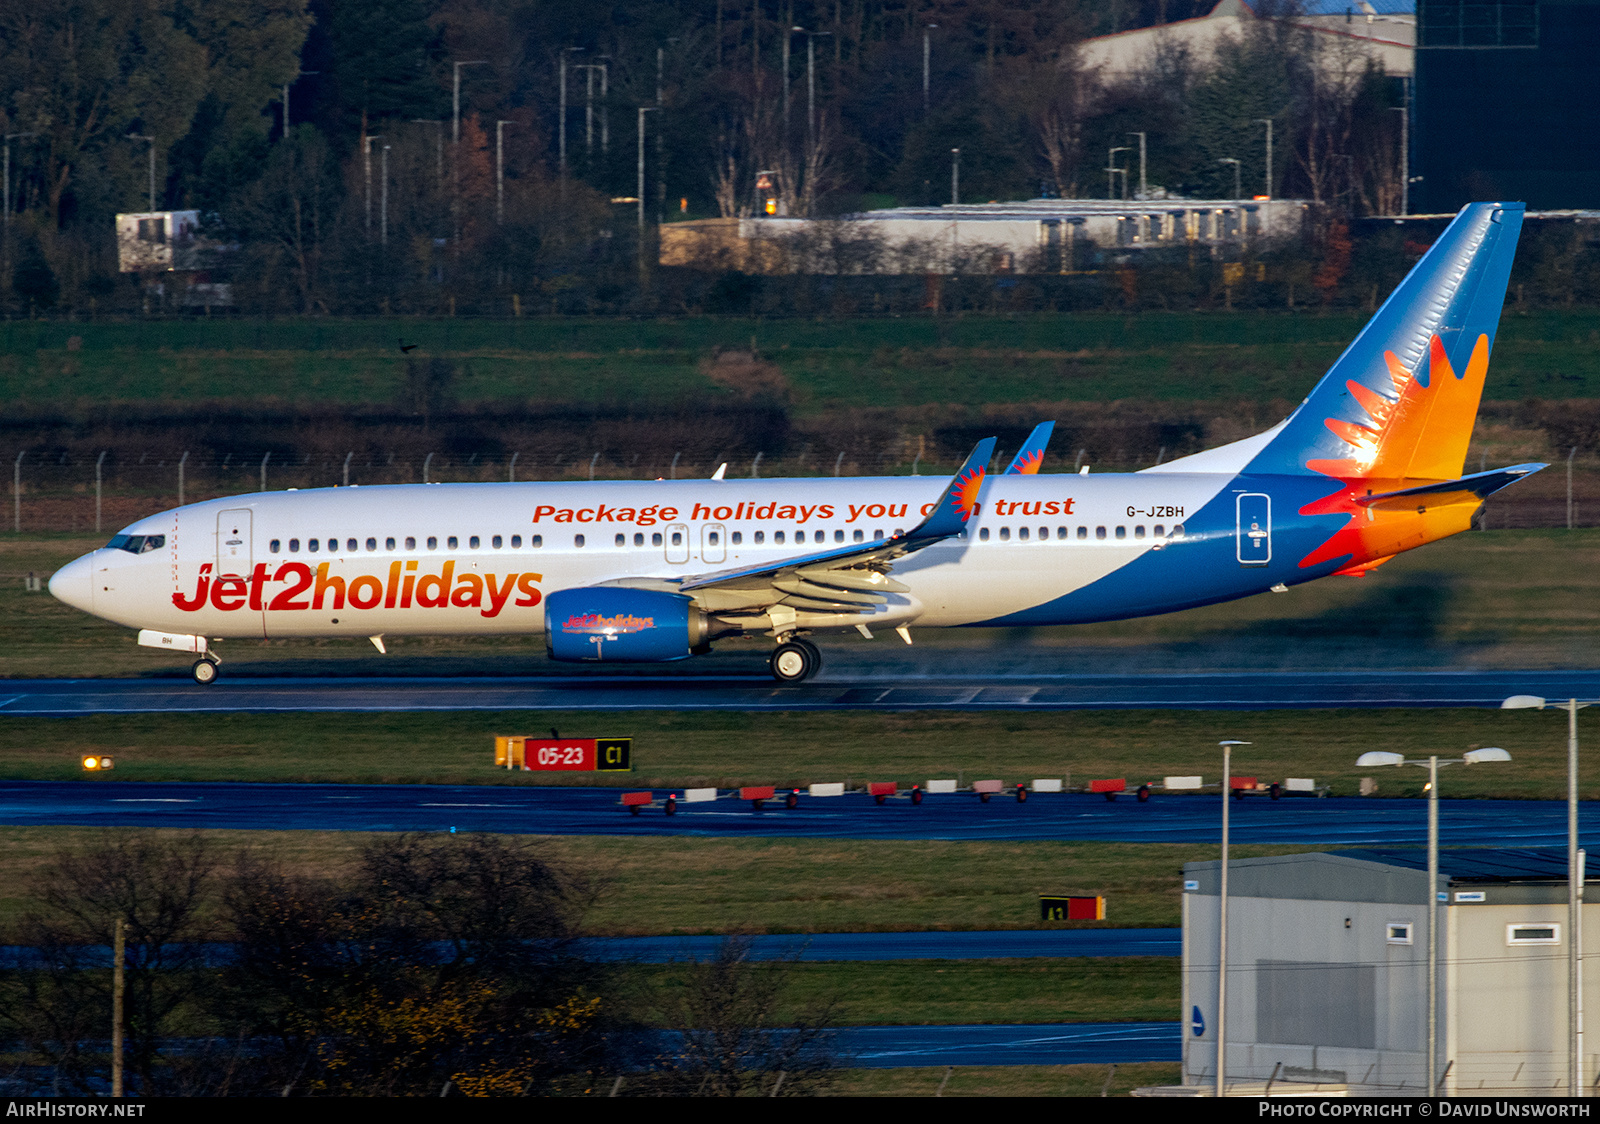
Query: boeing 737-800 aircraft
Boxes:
[{"xmin": 51, "ymin": 203, "xmax": 1542, "ymax": 684}]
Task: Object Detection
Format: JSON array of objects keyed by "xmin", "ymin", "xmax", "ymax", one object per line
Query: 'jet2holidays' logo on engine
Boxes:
[
  {"xmin": 561, "ymin": 612, "xmax": 656, "ymax": 635},
  {"xmin": 172, "ymin": 562, "xmax": 543, "ymax": 618}
]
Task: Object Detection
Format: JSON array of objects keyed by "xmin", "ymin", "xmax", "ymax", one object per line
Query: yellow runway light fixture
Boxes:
[{"xmin": 82, "ymin": 755, "xmax": 115, "ymax": 771}]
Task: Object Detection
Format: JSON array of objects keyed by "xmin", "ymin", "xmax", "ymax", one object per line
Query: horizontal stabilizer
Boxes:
[{"xmin": 1356, "ymin": 463, "xmax": 1546, "ymax": 509}]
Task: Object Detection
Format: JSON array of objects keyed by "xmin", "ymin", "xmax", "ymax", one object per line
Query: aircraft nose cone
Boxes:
[{"xmin": 48, "ymin": 554, "xmax": 95, "ymax": 614}]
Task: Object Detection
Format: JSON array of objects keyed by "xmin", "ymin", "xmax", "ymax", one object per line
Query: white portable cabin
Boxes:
[{"xmin": 1182, "ymin": 849, "xmax": 1600, "ymax": 1095}]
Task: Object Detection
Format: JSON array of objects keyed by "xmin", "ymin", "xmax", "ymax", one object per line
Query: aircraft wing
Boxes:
[
  {"xmin": 626, "ymin": 439, "xmax": 994, "ymax": 616},
  {"xmin": 1003, "ymin": 422, "xmax": 1054, "ymax": 475}
]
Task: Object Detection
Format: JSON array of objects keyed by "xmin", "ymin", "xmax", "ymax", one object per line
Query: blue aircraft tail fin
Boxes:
[
  {"xmin": 1245, "ymin": 202, "xmax": 1524, "ymax": 483},
  {"xmin": 1003, "ymin": 422, "xmax": 1054, "ymax": 475}
]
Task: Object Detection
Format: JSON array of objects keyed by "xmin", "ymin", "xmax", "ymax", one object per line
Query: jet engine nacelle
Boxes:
[{"xmin": 544, "ymin": 587, "xmax": 709, "ymax": 662}]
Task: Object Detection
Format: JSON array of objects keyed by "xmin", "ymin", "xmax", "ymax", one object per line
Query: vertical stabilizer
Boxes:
[{"xmin": 1246, "ymin": 202, "xmax": 1524, "ymax": 481}]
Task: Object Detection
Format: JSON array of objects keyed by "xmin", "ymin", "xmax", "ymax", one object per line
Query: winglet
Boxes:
[
  {"xmin": 1004, "ymin": 422, "xmax": 1054, "ymax": 475},
  {"xmin": 911, "ymin": 438, "xmax": 996, "ymax": 539}
]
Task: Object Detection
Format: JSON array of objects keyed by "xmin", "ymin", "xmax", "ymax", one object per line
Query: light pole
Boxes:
[
  {"xmin": 1503, "ymin": 693, "xmax": 1595, "ymax": 1095},
  {"xmin": 128, "ymin": 134, "xmax": 157, "ymax": 212},
  {"xmin": 1218, "ymin": 158, "xmax": 1241, "ymax": 203},
  {"xmin": 496, "ymin": 120, "xmax": 513, "ymax": 225},
  {"xmin": 637, "ymin": 106, "xmax": 659, "ymax": 237},
  {"xmin": 280, "ymin": 70, "xmax": 317, "ymax": 137},
  {"xmin": 1357, "ymin": 747, "xmax": 1513, "ymax": 1095},
  {"xmin": 1127, "ymin": 132, "xmax": 1147, "ymax": 200},
  {"xmin": 1215, "ymin": 739, "xmax": 1250, "ymax": 1098},
  {"xmin": 950, "ymin": 147, "xmax": 960, "ymax": 206},
  {"xmin": 363, "ymin": 135, "xmax": 383, "ymax": 238},
  {"xmin": 452, "ymin": 60, "xmax": 488, "ymax": 146},
  {"xmin": 793, "ymin": 28, "xmax": 831, "ymax": 158},
  {"xmin": 923, "ymin": 24, "xmax": 938, "ymax": 114},
  {"xmin": 1107, "ymin": 146, "xmax": 1129, "ymax": 201},
  {"xmin": 1258, "ymin": 118, "xmax": 1274, "ymax": 198},
  {"xmin": 380, "ymin": 144, "xmax": 390, "ymax": 246}
]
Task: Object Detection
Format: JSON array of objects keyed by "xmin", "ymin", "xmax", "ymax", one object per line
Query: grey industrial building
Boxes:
[{"xmin": 1181, "ymin": 850, "xmax": 1600, "ymax": 1095}]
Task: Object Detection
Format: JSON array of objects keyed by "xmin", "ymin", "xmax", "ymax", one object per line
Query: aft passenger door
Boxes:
[{"xmin": 1235, "ymin": 493, "xmax": 1271, "ymax": 567}]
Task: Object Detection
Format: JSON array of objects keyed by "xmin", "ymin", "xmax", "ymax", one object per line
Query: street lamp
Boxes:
[
  {"xmin": 792, "ymin": 28, "xmax": 831, "ymax": 158},
  {"xmin": 1258, "ymin": 118, "xmax": 1274, "ymax": 198},
  {"xmin": 950, "ymin": 148, "xmax": 960, "ymax": 206},
  {"xmin": 1127, "ymin": 131, "xmax": 1147, "ymax": 200},
  {"xmin": 1502, "ymin": 693, "xmax": 1596, "ymax": 1096},
  {"xmin": 1356, "ymin": 747, "xmax": 1512, "ymax": 1094},
  {"xmin": 452, "ymin": 60, "xmax": 489, "ymax": 145},
  {"xmin": 1215, "ymin": 738, "xmax": 1250, "ymax": 1098},
  {"xmin": 1107, "ymin": 146, "xmax": 1129, "ymax": 201},
  {"xmin": 1218, "ymin": 157, "xmax": 1241, "ymax": 203},
  {"xmin": 923, "ymin": 24, "xmax": 938, "ymax": 113}
]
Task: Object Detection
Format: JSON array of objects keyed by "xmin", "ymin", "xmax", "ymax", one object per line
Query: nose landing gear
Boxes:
[{"xmin": 769, "ymin": 637, "xmax": 821, "ymax": 683}]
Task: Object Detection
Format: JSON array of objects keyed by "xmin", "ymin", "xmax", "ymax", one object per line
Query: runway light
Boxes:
[
  {"xmin": 82, "ymin": 756, "xmax": 99, "ymax": 770},
  {"xmin": 81, "ymin": 755, "xmax": 113, "ymax": 771}
]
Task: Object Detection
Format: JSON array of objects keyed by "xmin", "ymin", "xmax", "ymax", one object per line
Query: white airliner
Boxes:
[{"xmin": 51, "ymin": 203, "xmax": 1542, "ymax": 684}]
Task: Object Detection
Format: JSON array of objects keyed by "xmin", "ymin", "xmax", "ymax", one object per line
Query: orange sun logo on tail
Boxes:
[
  {"xmin": 949, "ymin": 465, "xmax": 985, "ymax": 521},
  {"xmin": 1299, "ymin": 332, "xmax": 1490, "ymax": 570},
  {"xmin": 1012, "ymin": 449, "xmax": 1045, "ymax": 475}
]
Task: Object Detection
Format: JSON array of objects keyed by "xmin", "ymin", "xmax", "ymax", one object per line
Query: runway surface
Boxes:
[
  {"xmin": 838, "ymin": 1022, "xmax": 1179, "ymax": 1067},
  {"xmin": 10, "ymin": 780, "xmax": 1600, "ymax": 845},
  {"xmin": 579, "ymin": 929, "xmax": 1181, "ymax": 961},
  {"xmin": 4, "ymin": 668, "xmax": 1598, "ymax": 714}
]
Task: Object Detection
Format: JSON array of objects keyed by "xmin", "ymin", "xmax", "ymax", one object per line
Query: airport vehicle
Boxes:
[{"xmin": 51, "ymin": 203, "xmax": 1541, "ymax": 684}]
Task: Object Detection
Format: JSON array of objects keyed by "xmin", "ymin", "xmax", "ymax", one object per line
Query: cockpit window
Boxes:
[{"xmin": 104, "ymin": 534, "xmax": 165, "ymax": 554}]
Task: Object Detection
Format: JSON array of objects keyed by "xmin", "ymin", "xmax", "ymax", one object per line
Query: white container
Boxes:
[
  {"xmin": 926, "ymin": 779, "xmax": 958, "ymax": 794},
  {"xmin": 808, "ymin": 782, "xmax": 845, "ymax": 797},
  {"xmin": 683, "ymin": 787, "xmax": 719, "ymax": 803},
  {"xmin": 1286, "ymin": 777, "xmax": 1316, "ymax": 792},
  {"xmin": 1164, "ymin": 775, "xmax": 1203, "ymax": 790},
  {"xmin": 1031, "ymin": 779, "xmax": 1063, "ymax": 793}
]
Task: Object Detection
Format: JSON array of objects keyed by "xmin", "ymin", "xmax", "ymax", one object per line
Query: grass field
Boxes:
[
  {"xmin": 0, "ymin": 706, "xmax": 1584, "ymax": 796},
  {"xmin": 5, "ymin": 309, "xmax": 1600, "ymax": 409},
  {"xmin": 5, "ymin": 527, "xmax": 1600, "ymax": 678},
  {"xmin": 825, "ymin": 1063, "xmax": 1180, "ymax": 1097},
  {"xmin": 0, "ymin": 826, "xmax": 1311, "ymax": 939}
]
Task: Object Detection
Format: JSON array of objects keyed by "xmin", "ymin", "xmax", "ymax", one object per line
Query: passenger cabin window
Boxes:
[
  {"xmin": 367, "ymin": 537, "xmax": 377, "ymax": 551},
  {"xmin": 670, "ymin": 531, "xmax": 682, "ymax": 546},
  {"xmin": 1095, "ymin": 527, "xmax": 1106, "ymax": 540},
  {"xmin": 575, "ymin": 534, "xmax": 585, "ymax": 547},
  {"xmin": 1135, "ymin": 526, "xmax": 1146, "ymax": 539},
  {"xmin": 531, "ymin": 535, "xmax": 542, "ymax": 548},
  {"xmin": 289, "ymin": 539, "xmax": 301, "ymax": 552},
  {"xmin": 634, "ymin": 533, "xmax": 644, "ymax": 546},
  {"xmin": 732, "ymin": 532, "xmax": 743, "ymax": 545},
  {"xmin": 775, "ymin": 531, "xmax": 786, "ymax": 545},
  {"xmin": 347, "ymin": 538, "xmax": 357, "ymax": 552},
  {"xmin": 979, "ymin": 527, "xmax": 990, "ymax": 542},
  {"xmin": 308, "ymin": 539, "xmax": 319, "ymax": 553},
  {"xmin": 874, "ymin": 530, "xmax": 885, "ymax": 541},
  {"xmin": 1058, "ymin": 527, "xmax": 1068, "ymax": 539},
  {"xmin": 269, "ymin": 539, "xmax": 281, "ymax": 553},
  {"xmin": 427, "ymin": 537, "xmax": 438, "ymax": 550},
  {"xmin": 405, "ymin": 537, "xmax": 416, "ymax": 550},
  {"xmin": 651, "ymin": 532, "xmax": 662, "ymax": 547},
  {"xmin": 1154, "ymin": 525, "xmax": 1164, "ymax": 538},
  {"xmin": 755, "ymin": 531, "xmax": 765, "ymax": 544},
  {"xmin": 1018, "ymin": 527, "xmax": 1029, "ymax": 541},
  {"xmin": 1116, "ymin": 526, "xmax": 1126, "ymax": 539},
  {"xmin": 492, "ymin": 535, "xmax": 503, "ymax": 548},
  {"xmin": 1077, "ymin": 526, "xmax": 1088, "ymax": 540},
  {"xmin": 469, "ymin": 536, "xmax": 480, "ymax": 549},
  {"xmin": 447, "ymin": 536, "xmax": 458, "ymax": 550},
  {"xmin": 615, "ymin": 534, "xmax": 626, "ymax": 547},
  {"xmin": 511, "ymin": 535, "xmax": 521, "ymax": 547},
  {"xmin": 708, "ymin": 531, "xmax": 720, "ymax": 545},
  {"xmin": 386, "ymin": 537, "xmax": 396, "ymax": 550},
  {"xmin": 834, "ymin": 530, "xmax": 845, "ymax": 543},
  {"xmin": 852, "ymin": 530, "xmax": 863, "ymax": 543},
  {"xmin": 999, "ymin": 527, "xmax": 1011, "ymax": 541}
]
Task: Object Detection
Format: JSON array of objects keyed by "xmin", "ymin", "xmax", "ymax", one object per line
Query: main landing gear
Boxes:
[
  {"xmin": 769, "ymin": 637, "xmax": 821, "ymax": 683},
  {"xmin": 191, "ymin": 656, "xmax": 220, "ymax": 685}
]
